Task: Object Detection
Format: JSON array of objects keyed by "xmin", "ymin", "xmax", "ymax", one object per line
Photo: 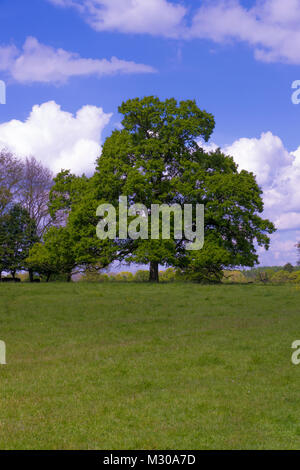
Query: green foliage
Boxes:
[
  {"xmin": 42, "ymin": 273, "xmax": 72, "ymax": 282},
  {"xmin": 222, "ymin": 270, "xmax": 248, "ymax": 284},
  {"xmin": 26, "ymin": 226, "xmax": 76, "ymax": 281},
  {"xmin": 159, "ymin": 267, "xmax": 177, "ymax": 282},
  {"xmin": 17, "ymin": 272, "xmax": 30, "ymax": 282},
  {"xmin": 243, "ymin": 266, "xmax": 284, "ymax": 281},
  {"xmin": 270, "ymin": 270, "xmax": 290, "ymax": 283},
  {"xmin": 241, "ymin": 266, "xmax": 300, "ymax": 284},
  {"xmin": 80, "ymin": 270, "xmax": 110, "ymax": 282},
  {"xmin": 30, "ymin": 171, "xmax": 117, "ymax": 280},
  {"xmin": 48, "ymin": 96, "xmax": 275, "ymax": 281},
  {"xmin": 270, "ymin": 270, "xmax": 300, "ymax": 284},
  {"xmin": 87, "ymin": 97, "xmax": 218, "ymax": 280},
  {"xmin": 283, "ymin": 262, "xmax": 294, "ymax": 273},
  {"xmin": 180, "ymin": 240, "xmax": 230, "ymax": 283},
  {"xmin": 114, "ymin": 272, "xmax": 134, "ymax": 282},
  {"xmin": 49, "ymin": 170, "xmax": 118, "ymax": 270},
  {"xmin": 81, "ymin": 268, "xmax": 179, "ymax": 283},
  {"xmin": 48, "ymin": 170, "xmax": 89, "ymax": 219},
  {"xmin": 133, "ymin": 270, "xmax": 149, "ymax": 282},
  {"xmin": 0, "ymin": 204, "xmax": 38, "ymax": 276},
  {"xmin": 94, "ymin": 96, "xmax": 275, "ymax": 280}
]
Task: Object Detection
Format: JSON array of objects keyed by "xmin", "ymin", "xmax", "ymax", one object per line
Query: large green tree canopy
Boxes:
[{"xmin": 50, "ymin": 96, "xmax": 275, "ymax": 282}]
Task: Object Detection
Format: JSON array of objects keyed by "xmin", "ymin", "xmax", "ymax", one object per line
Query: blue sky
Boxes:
[{"xmin": 1, "ymin": 0, "xmax": 300, "ymax": 266}]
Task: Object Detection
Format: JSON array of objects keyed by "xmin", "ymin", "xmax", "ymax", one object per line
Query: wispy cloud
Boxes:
[
  {"xmin": 0, "ymin": 36, "xmax": 156, "ymax": 84},
  {"xmin": 190, "ymin": 0, "xmax": 300, "ymax": 64},
  {"xmin": 47, "ymin": 0, "xmax": 187, "ymax": 38},
  {"xmin": 48, "ymin": 0, "xmax": 300, "ymax": 65}
]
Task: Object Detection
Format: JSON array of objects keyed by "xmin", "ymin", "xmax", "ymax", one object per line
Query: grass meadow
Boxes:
[{"xmin": 0, "ymin": 282, "xmax": 299, "ymax": 450}]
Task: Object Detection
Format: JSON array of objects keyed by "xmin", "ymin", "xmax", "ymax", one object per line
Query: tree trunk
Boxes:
[
  {"xmin": 149, "ymin": 261, "xmax": 159, "ymax": 282},
  {"xmin": 46, "ymin": 272, "xmax": 51, "ymax": 283},
  {"xmin": 28, "ymin": 269, "xmax": 34, "ymax": 283},
  {"xmin": 67, "ymin": 273, "xmax": 72, "ymax": 282}
]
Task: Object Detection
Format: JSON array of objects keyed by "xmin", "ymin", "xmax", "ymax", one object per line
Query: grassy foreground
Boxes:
[{"xmin": 0, "ymin": 282, "xmax": 299, "ymax": 450}]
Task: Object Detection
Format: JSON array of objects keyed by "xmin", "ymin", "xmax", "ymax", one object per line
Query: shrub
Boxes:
[
  {"xmin": 133, "ymin": 270, "xmax": 149, "ymax": 282},
  {"xmin": 113, "ymin": 272, "xmax": 134, "ymax": 282},
  {"xmin": 159, "ymin": 268, "xmax": 177, "ymax": 282},
  {"xmin": 270, "ymin": 270, "xmax": 299, "ymax": 284},
  {"xmin": 222, "ymin": 270, "xmax": 248, "ymax": 284}
]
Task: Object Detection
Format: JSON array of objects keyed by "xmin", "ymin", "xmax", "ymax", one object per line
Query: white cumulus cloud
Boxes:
[
  {"xmin": 203, "ymin": 131, "xmax": 300, "ymax": 265},
  {"xmin": 208, "ymin": 132, "xmax": 300, "ymax": 229},
  {"xmin": 0, "ymin": 36, "xmax": 156, "ymax": 84},
  {"xmin": 0, "ymin": 101, "xmax": 111, "ymax": 175},
  {"xmin": 223, "ymin": 132, "xmax": 293, "ymax": 187}
]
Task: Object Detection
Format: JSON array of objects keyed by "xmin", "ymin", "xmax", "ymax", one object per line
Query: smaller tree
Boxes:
[
  {"xmin": 0, "ymin": 204, "xmax": 38, "ymax": 278},
  {"xmin": 26, "ymin": 227, "xmax": 77, "ymax": 282},
  {"xmin": 283, "ymin": 262, "xmax": 294, "ymax": 273}
]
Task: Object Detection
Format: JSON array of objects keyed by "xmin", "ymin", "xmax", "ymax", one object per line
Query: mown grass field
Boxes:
[{"xmin": 0, "ymin": 282, "xmax": 299, "ymax": 450}]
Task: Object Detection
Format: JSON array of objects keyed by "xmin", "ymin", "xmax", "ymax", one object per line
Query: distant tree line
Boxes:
[
  {"xmin": 80, "ymin": 265, "xmax": 300, "ymax": 285},
  {"xmin": 242, "ymin": 263, "xmax": 300, "ymax": 284}
]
